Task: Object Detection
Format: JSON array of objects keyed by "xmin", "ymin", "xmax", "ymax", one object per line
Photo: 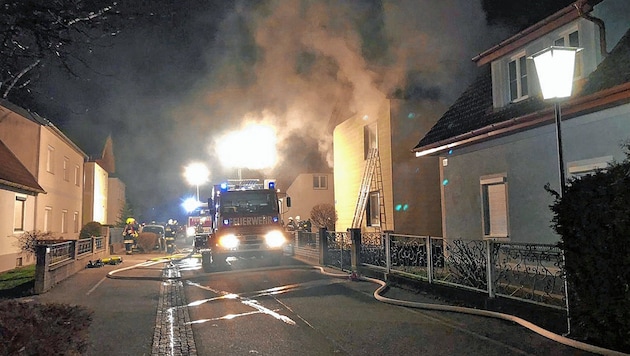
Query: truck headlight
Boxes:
[
  {"xmin": 218, "ymin": 234, "xmax": 239, "ymax": 249},
  {"xmin": 186, "ymin": 227, "xmax": 196, "ymax": 237},
  {"xmin": 265, "ymin": 230, "xmax": 286, "ymax": 248}
]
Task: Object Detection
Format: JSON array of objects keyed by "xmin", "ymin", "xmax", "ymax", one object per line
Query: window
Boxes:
[
  {"xmin": 568, "ymin": 156, "xmax": 611, "ymax": 178},
  {"xmin": 481, "ymin": 176, "xmax": 508, "ymax": 238},
  {"xmin": 74, "ymin": 212, "xmax": 80, "ymax": 233},
  {"xmin": 61, "ymin": 210, "xmax": 68, "ymax": 233},
  {"xmin": 44, "ymin": 207, "xmax": 52, "ymax": 232},
  {"xmin": 63, "ymin": 157, "xmax": 69, "ymax": 181},
  {"xmin": 313, "ymin": 175, "xmax": 328, "ymax": 189},
  {"xmin": 555, "ymin": 30, "xmax": 582, "ymax": 78},
  {"xmin": 46, "ymin": 146, "xmax": 55, "ymax": 173},
  {"xmin": 366, "ymin": 191, "xmax": 380, "ymax": 227},
  {"xmin": 14, "ymin": 196, "xmax": 26, "ymax": 232},
  {"xmin": 74, "ymin": 165, "xmax": 80, "ymax": 186},
  {"xmin": 364, "ymin": 122, "xmax": 377, "ymax": 160},
  {"xmin": 508, "ymin": 54, "xmax": 528, "ymax": 102}
]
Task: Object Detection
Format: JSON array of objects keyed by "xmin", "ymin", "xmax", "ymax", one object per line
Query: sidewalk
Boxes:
[{"xmin": 23, "ymin": 253, "xmax": 170, "ymax": 355}]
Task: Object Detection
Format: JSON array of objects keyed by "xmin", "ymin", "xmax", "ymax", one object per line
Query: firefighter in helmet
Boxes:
[{"xmin": 123, "ymin": 217, "xmax": 139, "ymax": 254}]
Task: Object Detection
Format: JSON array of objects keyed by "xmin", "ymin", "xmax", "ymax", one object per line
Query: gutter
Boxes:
[
  {"xmin": 0, "ymin": 180, "xmax": 46, "ymax": 195},
  {"xmin": 414, "ymin": 82, "xmax": 630, "ymax": 157},
  {"xmin": 473, "ymin": 0, "xmax": 603, "ymax": 66}
]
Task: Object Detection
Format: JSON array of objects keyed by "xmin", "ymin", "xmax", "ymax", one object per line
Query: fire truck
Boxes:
[{"xmin": 197, "ymin": 179, "xmax": 290, "ymax": 271}]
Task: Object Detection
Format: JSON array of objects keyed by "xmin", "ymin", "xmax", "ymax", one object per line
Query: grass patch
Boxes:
[{"xmin": 0, "ymin": 265, "xmax": 35, "ymax": 298}]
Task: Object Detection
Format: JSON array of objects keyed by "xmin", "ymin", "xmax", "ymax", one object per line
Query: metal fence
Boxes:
[
  {"xmin": 46, "ymin": 236, "xmax": 107, "ymax": 267},
  {"xmin": 360, "ymin": 232, "xmax": 567, "ymax": 309}
]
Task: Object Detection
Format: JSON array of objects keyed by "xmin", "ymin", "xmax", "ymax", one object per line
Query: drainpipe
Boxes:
[{"xmin": 574, "ymin": 0, "xmax": 608, "ymax": 58}]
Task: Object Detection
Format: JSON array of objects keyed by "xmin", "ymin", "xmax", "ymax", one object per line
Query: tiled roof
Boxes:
[
  {"xmin": 414, "ymin": 27, "xmax": 630, "ymax": 153},
  {"xmin": 0, "ymin": 140, "xmax": 45, "ymax": 194}
]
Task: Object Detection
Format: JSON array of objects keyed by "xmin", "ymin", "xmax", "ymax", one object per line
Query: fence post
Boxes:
[
  {"xmin": 426, "ymin": 236, "xmax": 433, "ymax": 284},
  {"xmin": 486, "ymin": 239, "xmax": 495, "ymax": 298},
  {"xmin": 34, "ymin": 244, "xmax": 50, "ymax": 294},
  {"xmin": 91, "ymin": 236, "xmax": 96, "ymax": 254},
  {"xmin": 384, "ymin": 231, "xmax": 391, "ymax": 275},
  {"xmin": 348, "ymin": 228, "xmax": 361, "ymax": 272},
  {"xmin": 318, "ymin": 227, "xmax": 328, "ymax": 265}
]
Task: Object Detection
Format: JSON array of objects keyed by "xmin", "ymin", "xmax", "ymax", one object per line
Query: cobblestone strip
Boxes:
[{"xmin": 152, "ymin": 264, "xmax": 197, "ymax": 356}]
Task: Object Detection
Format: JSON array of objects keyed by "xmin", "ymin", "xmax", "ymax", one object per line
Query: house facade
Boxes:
[
  {"xmin": 333, "ymin": 98, "xmax": 445, "ymax": 235},
  {"xmin": 413, "ymin": 0, "xmax": 630, "ymax": 244},
  {"xmin": 0, "ymin": 101, "xmax": 127, "ymax": 272},
  {"xmin": 0, "ymin": 139, "xmax": 44, "ymax": 271},
  {"xmin": 285, "ymin": 172, "xmax": 334, "ymax": 229}
]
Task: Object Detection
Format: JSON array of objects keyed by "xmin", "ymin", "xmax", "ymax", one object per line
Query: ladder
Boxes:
[{"xmin": 351, "ymin": 147, "xmax": 386, "ymax": 230}]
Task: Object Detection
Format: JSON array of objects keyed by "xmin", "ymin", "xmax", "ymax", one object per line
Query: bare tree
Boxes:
[
  {"xmin": 0, "ymin": 1, "xmax": 121, "ymax": 100},
  {"xmin": 310, "ymin": 203, "xmax": 337, "ymax": 231}
]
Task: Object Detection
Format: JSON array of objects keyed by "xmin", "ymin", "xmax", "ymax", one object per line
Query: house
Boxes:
[
  {"xmin": 0, "ymin": 138, "xmax": 45, "ymax": 271},
  {"xmin": 285, "ymin": 172, "xmax": 334, "ymax": 229},
  {"xmin": 83, "ymin": 135, "xmax": 126, "ymax": 226},
  {"xmin": 0, "ymin": 101, "xmax": 86, "ymax": 273},
  {"xmin": 412, "ymin": 0, "xmax": 630, "ymax": 244},
  {"xmin": 333, "ymin": 97, "xmax": 446, "ymax": 235}
]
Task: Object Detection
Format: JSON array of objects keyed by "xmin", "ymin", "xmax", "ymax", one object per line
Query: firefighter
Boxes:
[
  {"xmin": 286, "ymin": 217, "xmax": 297, "ymax": 231},
  {"xmin": 123, "ymin": 217, "xmax": 139, "ymax": 254}
]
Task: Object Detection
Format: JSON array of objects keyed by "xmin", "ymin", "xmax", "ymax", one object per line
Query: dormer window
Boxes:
[
  {"xmin": 554, "ymin": 30, "xmax": 582, "ymax": 78},
  {"xmin": 508, "ymin": 53, "xmax": 528, "ymax": 102}
]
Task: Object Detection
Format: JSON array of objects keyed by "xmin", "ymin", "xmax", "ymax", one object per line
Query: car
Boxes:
[{"xmin": 141, "ymin": 224, "xmax": 166, "ymax": 251}]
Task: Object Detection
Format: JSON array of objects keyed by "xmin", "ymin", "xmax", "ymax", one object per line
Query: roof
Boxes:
[
  {"xmin": 413, "ymin": 27, "xmax": 630, "ymax": 155},
  {"xmin": 0, "ymin": 139, "xmax": 45, "ymax": 194}
]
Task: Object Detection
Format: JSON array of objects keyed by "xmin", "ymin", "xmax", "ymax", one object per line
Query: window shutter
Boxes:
[{"xmin": 487, "ymin": 184, "xmax": 507, "ymax": 236}]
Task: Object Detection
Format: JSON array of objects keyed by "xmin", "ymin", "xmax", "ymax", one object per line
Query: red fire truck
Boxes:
[{"xmin": 197, "ymin": 179, "xmax": 290, "ymax": 271}]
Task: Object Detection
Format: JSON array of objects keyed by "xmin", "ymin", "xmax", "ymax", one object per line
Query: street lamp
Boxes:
[
  {"xmin": 530, "ymin": 46, "xmax": 580, "ymax": 336},
  {"xmin": 184, "ymin": 162, "xmax": 210, "ymax": 202},
  {"xmin": 530, "ymin": 46, "xmax": 580, "ymax": 195}
]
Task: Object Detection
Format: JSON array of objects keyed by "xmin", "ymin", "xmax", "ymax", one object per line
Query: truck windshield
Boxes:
[{"xmin": 220, "ymin": 190, "xmax": 279, "ymax": 215}]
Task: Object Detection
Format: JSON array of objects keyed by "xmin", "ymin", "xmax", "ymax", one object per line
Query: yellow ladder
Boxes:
[{"xmin": 351, "ymin": 147, "xmax": 386, "ymax": 230}]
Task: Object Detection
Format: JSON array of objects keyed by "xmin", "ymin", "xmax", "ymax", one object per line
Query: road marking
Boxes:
[{"xmin": 86, "ymin": 276, "xmax": 107, "ymax": 296}]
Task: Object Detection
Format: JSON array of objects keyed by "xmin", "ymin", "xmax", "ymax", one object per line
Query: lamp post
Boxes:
[
  {"xmin": 184, "ymin": 162, "xmax": 210, "ymax": 202},
  {"xmin": 530, "ymin": 46, "xmax": 580, "ymax": 196},
  {"xmin": 530, "ymin": 46, "xmax": 580, "ymax": 336}
]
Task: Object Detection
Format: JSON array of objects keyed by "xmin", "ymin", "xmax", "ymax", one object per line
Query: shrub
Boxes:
[
  {"xmin": 0, "ymin": 300, "xmax": 92, "ymax": 355},
  {"xmin": 80, "ymin": 221, "xmax": 103, "ymax": 239},
  {"xmin": 547, "ymin": 152, "xmax": 630, "ymax": 352},
  {"xmin": 13, "ymin": 230, "xmax": 55, "ymax": 255}
]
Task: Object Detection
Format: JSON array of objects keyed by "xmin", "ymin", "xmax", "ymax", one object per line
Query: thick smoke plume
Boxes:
[{"xmin": 40, "ymin": 0, "xmax": 507, "ymax": 220}]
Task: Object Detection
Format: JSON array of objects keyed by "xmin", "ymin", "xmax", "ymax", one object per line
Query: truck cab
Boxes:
[{"xmin": 200, "ymin": 179, "xmax": 290, "ymax": 271}]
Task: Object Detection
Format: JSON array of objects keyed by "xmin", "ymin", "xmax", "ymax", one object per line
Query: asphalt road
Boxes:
[
  {"xmin": 180, "ymin": 255, "xmax": 594, "ymax": 356},
  {"xmin": 23, "ymin": 252, "xmax": 597, "ymax": 356}
]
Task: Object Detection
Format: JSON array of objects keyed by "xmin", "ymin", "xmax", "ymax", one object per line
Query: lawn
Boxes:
[{"xmin": 0, "ymin": 264, "xmax": 35, "ymax": 298}]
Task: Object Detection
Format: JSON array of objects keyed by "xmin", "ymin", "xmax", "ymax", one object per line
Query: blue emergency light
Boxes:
[
  {"xmin": 220, "ymin": 182, "xmax": 228, "ymax": 191},
  {"xmin": 268, "ymin": 181, "xmax": 275, "ymax": 189}
]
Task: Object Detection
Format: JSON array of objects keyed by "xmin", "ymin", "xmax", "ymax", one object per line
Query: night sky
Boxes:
[{"xmin": 9, "ymin": 0, "xmax": 575, "ymax": 222}]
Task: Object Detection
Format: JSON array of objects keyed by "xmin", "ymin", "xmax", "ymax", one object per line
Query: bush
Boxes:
[
  {"xmin": 13, "ymin": 230, "xmax": 55, "ymax": 254},
  {"xmin": 80, "ymin": 221, "xmax": 103, "ymax": 239},
  {"xmin": 0, "ymin": 300, "xmax": 92, "ymax": 355},
  {"xmin": 548, "ymin": 153, "xmax": 630, "ymax": 352}
]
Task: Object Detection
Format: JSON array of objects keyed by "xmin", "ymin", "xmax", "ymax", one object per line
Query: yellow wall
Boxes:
[
  {"xmin": 333, "ymin": 100, "xmax": 394, "ymax": 232},
  {"xmin": 35, "ymin": 126, "xmax": 85, "ymax": 238}
]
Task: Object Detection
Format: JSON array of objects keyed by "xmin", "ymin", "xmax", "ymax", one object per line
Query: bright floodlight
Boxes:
[
  {"xmin": 184, "ymin": 162, "xmax": 210, "ymax": 186},
  {"xmin": 530, "ymin": 46, "xmax": 580, "ymax": 99},
  {"xmin": 182, "ymin": 197, "xmax": 201, "ymax": 212},
  {"xmin": 216, "ymin": 124, "xmax": 277, "ymax": 170}
]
